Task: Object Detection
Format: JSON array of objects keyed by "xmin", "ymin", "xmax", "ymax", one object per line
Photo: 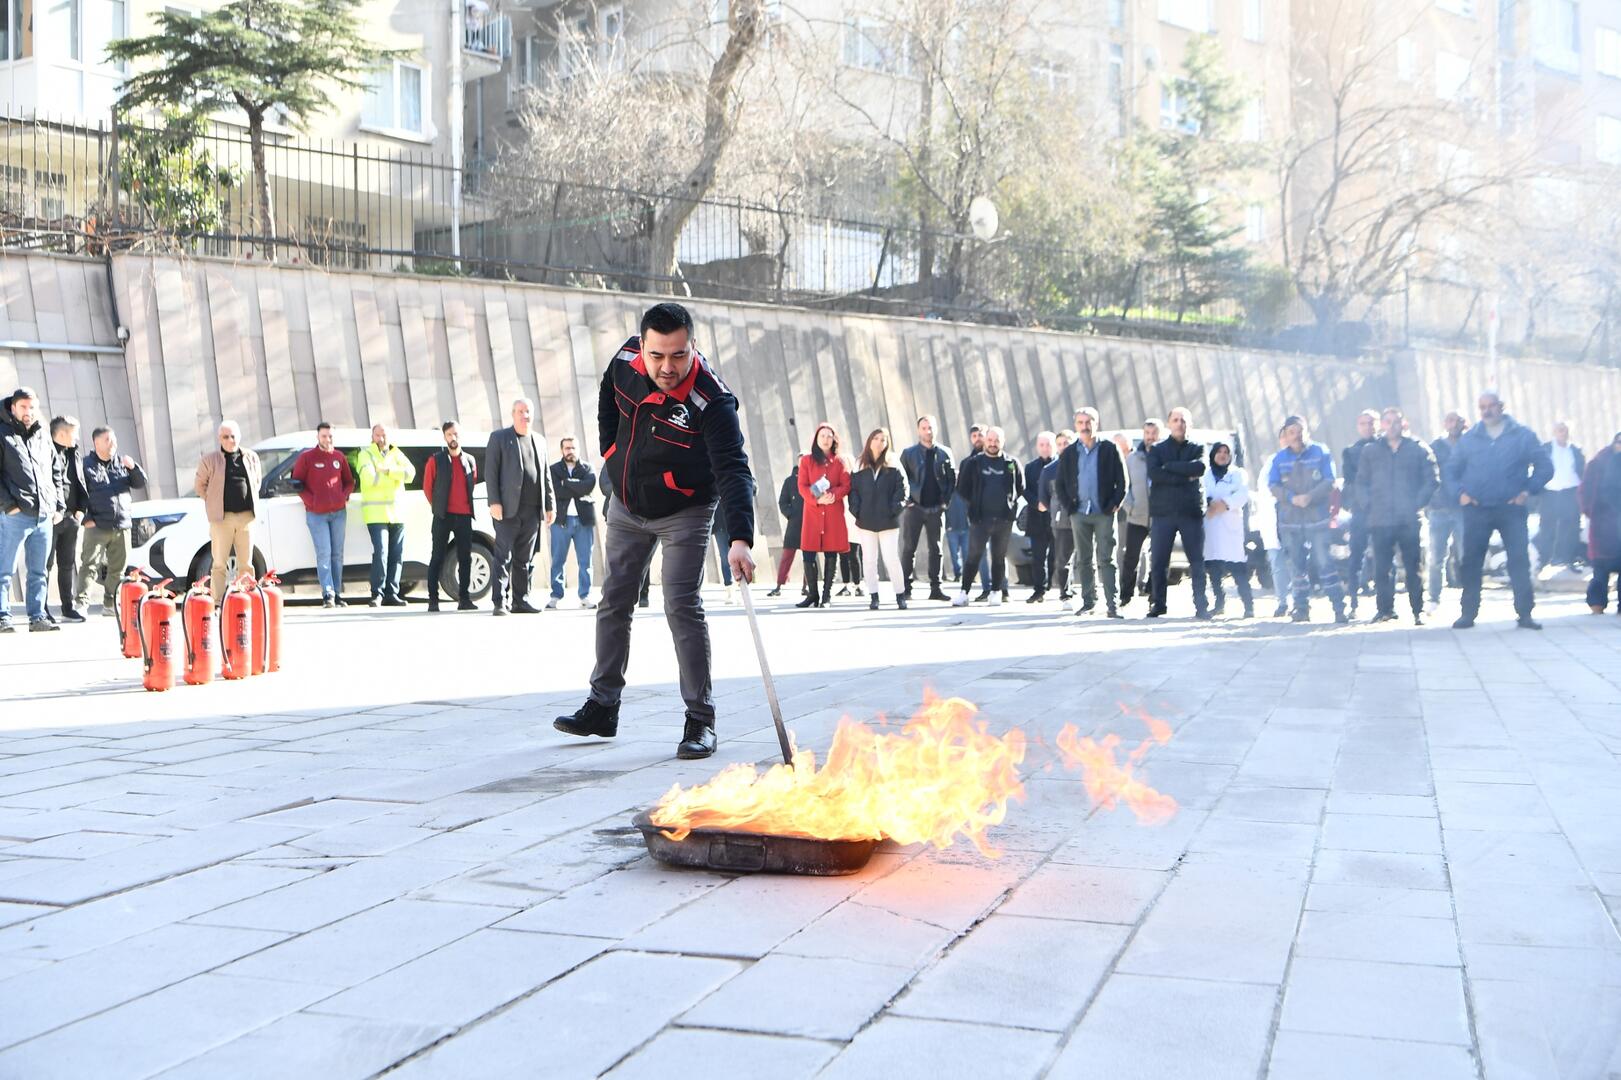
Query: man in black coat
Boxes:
[
  {"xmin": 952, "ymin": 426, "xmax": 1022, "ymax": 607},
  {"xmin": 1053, "ymin": 408, "xmax": 1127, "ymax": 617},
  {"xmin": 48, "ymin": 416, "xmax": 88, "ymax": 622},
  {"xmin": 770, "ymin": 462, "xmax": 803, "ymax": 597},
  {"xmin": 899, "ymin": 415, "xmax": 955, "ymax": 602},
  {"xmin": 547, "ymin": 435, "xmax": 599, "ymax": 609},
  {"xmin": 1146, "ymin": 407, "xmax": 1210, "ymax": 619},
  {"xmin": 1342, "ymin": 408, "xmax": 1381, "ymax": 611},
  {"xmin": 1353, "ymin": 407, "xmax": 1439, "ymax": 625},
  {"xmin": 1022, "ymin": 432, "xmax": 1056, "ymax": 602},
  {"xmin": 485, "ymin": 398, "xmax": 555, "ymax": 615}
]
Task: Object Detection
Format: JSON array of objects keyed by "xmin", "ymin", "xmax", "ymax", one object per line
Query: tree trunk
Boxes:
[
  {"xmin": 248, "ymin": 110, "xmax": 276, "ymax": 262},
  {"xmin": 915, "ymin": 55, "xmax": 937, "ymax": 297},
  {"xmin": 647, "ymin": 0, "xmax": 764, "ymax": 287}
]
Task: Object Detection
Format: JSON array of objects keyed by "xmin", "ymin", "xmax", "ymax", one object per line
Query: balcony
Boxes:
[{"xmin": 463, "ymin": 7, "xmax": 510, "ymax": 81}]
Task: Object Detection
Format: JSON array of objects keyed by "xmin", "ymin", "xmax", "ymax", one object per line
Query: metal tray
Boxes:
[{"xmin": 631, "ymin": 811, "xmax": 878, "ymax": 876}]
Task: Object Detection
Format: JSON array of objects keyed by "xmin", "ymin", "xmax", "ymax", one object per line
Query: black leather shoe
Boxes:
[
  {"xmin": 512, "ymin": 602, "xmax": 543, "ymax": 615},
  {"xmin": 1516, "ymin": 617, "xmax": 1543, "ymax": 630},
  {"xmin": 766, "ymin": 586, "xmax": 782, "ymax": 597},
  {"xmin": 458, "ymin": 598, "xmax": 477, "ymax": 611},
  {"xmin": 928, "ymin": 588, "xmax": 951, "ymax": 602},
  {"xmin": 381, "ymin": 596, "xmax": 408, "ymax": 608},
  {"xmin": 554, "ymin": 699, "xmax": 619, "ymax": 738},
  {"xmin": 677, "ymin": 715, "xmax": 717, "ymax": 759},
  {"xmin": 1452, "ymin": 616, "xmax": 1475, "ymax": 629},
  {"xmin": 61, "ymin": 609, "xmax": 87, "ymax": 624}
]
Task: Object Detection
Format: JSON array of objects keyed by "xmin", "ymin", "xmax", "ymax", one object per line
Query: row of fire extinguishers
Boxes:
[{"xmin": 114, "ymin": 569, "xmax": 284, "ymax": 692}]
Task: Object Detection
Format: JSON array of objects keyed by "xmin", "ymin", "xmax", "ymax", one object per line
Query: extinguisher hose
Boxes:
[
  {"xmin": 249, "ymin": 580, "xmax": 269, "ymax": 672},
  {"xmin": 178, "ymin": 592, "xmax": 194, "ymax": 671},
  {"xmin": 136, "ymin": 592, "xmax": 151, "ymax": 675}
]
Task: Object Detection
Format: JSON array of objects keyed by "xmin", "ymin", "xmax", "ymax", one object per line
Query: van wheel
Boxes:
[
  {"xmin": 189, "ymin": 545, "xmax": 267, "ymax": 591},
  {"xmin": 437, "ymin": 540, "xmax": 495, "ymax": 602}
]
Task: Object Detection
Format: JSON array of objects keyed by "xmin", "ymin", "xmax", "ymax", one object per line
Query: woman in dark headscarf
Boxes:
[
  {"xmin": 1203, "ymin": 441, "xmax": 1254, "ymax": 618},
  {"xmin": 1581, "ymin": 430, "xmax": 1621, "ymax": 614}
]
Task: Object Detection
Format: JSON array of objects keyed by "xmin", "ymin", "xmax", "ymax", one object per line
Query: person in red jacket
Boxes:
[
  {"xmin": 797, "ymin": 422, "xmax": 851, "ymax": 609},
  {"xmin": 290, "ymin": 422, "xmax": 356, "ymax": 608},
  {"xmin": 421, "ymin": 420, "xmax": 480, "ymax": 612}
]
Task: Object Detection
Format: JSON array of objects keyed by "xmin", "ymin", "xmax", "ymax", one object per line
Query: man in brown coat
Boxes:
[{"xmin": 194, "ymin": 420, "xmax": 262, "ymax": 601}]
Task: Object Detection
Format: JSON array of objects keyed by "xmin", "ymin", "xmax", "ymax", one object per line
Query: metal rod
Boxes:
[{"xmin": 737, "ymin": 582, "xmax": 793, "ymax": 767}]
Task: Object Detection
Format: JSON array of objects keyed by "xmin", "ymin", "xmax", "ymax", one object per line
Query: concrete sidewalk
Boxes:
[{"xmin": 0, "ymin": 586, "xmax": 1617, "ymax": 1078}]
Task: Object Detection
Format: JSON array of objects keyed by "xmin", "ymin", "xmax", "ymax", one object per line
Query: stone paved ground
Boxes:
[{"xmin": 1, "ymin": 583, "xmax": 1619, "ymax": 1079}]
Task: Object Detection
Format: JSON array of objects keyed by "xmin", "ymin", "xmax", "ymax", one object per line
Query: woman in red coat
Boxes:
[{"xmin": 797, "ymin": 422, "xmax": 851, "ymax": 608}]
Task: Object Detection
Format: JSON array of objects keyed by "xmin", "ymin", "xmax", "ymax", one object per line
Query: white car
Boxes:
[{"xmin": 126, "ymin": 429, "xmax": 499, "ymax": 602}]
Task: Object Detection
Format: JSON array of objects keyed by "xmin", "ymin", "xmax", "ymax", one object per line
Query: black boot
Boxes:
[
  {"xmin": 820, "ymin": 556, "xmax": 835, "ymax": 607},
  {"xmin": 553, "ymin": 699, "xmax": 619, "ymax": 738},
  {"xmin": 677, "ymin": 714, "xmax": 717, "ymax": 759},
  {"xmin": 796, "ymin": 558, "xmax": 820, "ymax": 608}
]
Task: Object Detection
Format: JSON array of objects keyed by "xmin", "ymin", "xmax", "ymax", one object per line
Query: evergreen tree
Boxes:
[{"xmin": 109, "ymin": 0, "xmax": 399, "ymax": 259}]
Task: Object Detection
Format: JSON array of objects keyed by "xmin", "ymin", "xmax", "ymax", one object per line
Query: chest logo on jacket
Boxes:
[{"xmin": 665, "ymin": 404, "xmax": 691, "ymax": 430}]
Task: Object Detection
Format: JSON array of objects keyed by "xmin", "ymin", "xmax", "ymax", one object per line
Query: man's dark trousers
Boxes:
[
  {"xmin": 1026, "ymin": 517, "xmax": 1051, "ymax": 595},
  {"xmin": 900, "ymin": 504, "xmax": 944, "ymax": 594},
  {"xmin": 1119, "ymin": 521, "xmax": 1150, "ymax": 603},
  {"xmin": 1535, "ymin": 488, "xmax": 1581, "ymax": 566},
  {"xmin": 1148, "ymin": 514, "xmax": 1207, "ymax": 614},
  {"xmin": 1459, "ymin": 504, "xmax": 1534, "ymax": 621},
  {"xmin": 590, "ymin": 499, "xmax": 717, "ymax": 721},
  {"xmin": 1372, "ymin": 522, "xmax": 1424, "ymax": 617},
  {"xmin": 493, "ymin": 510, "xmax": 542, "ymax": 609},
  {"xmin": 1347, "ymin": 519, "xmax": 1372, "ymax": 598},
  {"xmin": 50, "ymin": 518, "xmax": 80, "ymax": 613},
  {"xmin": 428, "ymin": 513, "xmax": 473, "ymax": 602}
]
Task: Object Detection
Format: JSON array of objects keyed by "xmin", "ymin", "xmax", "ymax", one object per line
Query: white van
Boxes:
[{"xmin": 125, "ymin": 429, "xmax": 498, "ymax": 601}]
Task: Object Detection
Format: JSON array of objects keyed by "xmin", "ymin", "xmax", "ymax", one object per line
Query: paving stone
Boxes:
[
  {"xmin": 496, "ymin": 863, "xmax": 726, "ymax": 940},
  {"xmin": 892, "ymin": 913, "xmax": 1127, "ymax": 1031},
  {"xmin": 1266, "ymin": 1031, "xmax": 1477, "ymax": 1080},
  {"xmin": 819, "ymin": 1017, "xmax": 1057, "ymax": 1080},
  {"xmin": 1116, "ymin": 860, "xmax": 1308, "ymax": 984},
  {"xmin": 1210, "ymin": 785, "xmax": 1327, "ymax": 824},
  {"xmin": 1471, "ymin": 977, "xmax": 1621, "ymax": 1080},
  {"xmin": 1461, "ymin": 942, "xmax": 1621, "ymax": 986},
  {"xmin": 996, "ymin": 862, "xmax": 1167, "ymax": 925},
  {"xmin": 311, "ymin": 928, "xmax": 606, "ymax": 1027},
  {"xmin": 194, "ymin": 857, "xmax": 469, "ymax": 933},
  {"xmin": 680, "ymin": 954, "xmax": 914, "ymax": 1040},
  {"xmin": 1443, "ymin": 829, "xmax": 1591, "ymax": 887},
  {"xmin": 1049, "ymin": 974, "xmax": 1276, "ymax": 1079},
  {"xmin": 1320, "ymin": 812, "xmax": 1444, "ymax": 855},
  {"xmin": 150, "ymin": 1011, "xmax": 450, "ymax": 1080},
  {"xmin": 1295, "ymin": 910, "xmax": 1461, "ymax": 966},
  {"xmin": 1189, "ymin": 818, "xmax": 1319, "ymax": 861},
  {"xmin": 1303, "ymin": 883, "xmax": 1453, "ymax": 920},
  {"xmin": 386, "ymin": 951, "xmax": 743, "ymax": 1079},
  {"xmin": 1278, "ymin": 957, "xmax": 1471, "ymax": 1045},
  {"xmin": 775, "ymin": 899, "xmax": 959, "ymax": 969},
  {"xmin": 1311, "ymin": 850, "xmax": 1449, "ymax": 890},
  {"xmin": 604, "ymin": 1029, "xmax": 837, "ymax": 1079},
  {"xmin": 1453, "ymin": 883, "xmax": 1618, "ymax": 948}
]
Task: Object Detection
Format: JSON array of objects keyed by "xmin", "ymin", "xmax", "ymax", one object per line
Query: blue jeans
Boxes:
[
  {"xmin": 549, "ymin": 515, "xmax": 595, "ymax": 599},
  {"xmin": 947, "ymin": 529, "xmax": 968, "ymax": 577},
  {"xmin": 1280, "ymin": 523, "xmax": 1344, "ymax": 614},
  {"xmin": 306, "ymin": 509, "xmax": 346, "ymax": 597},
  {"xmin": 0, "ymin": 510, "xmax": 53, "ymax": 622},
  {"xmin": 367, "ymin": 522, "xmax": 405, "ymax": 600},
  {"xmin": 1266, "ymin": 547, "xmax": 1292, "ymax": 606},
  {"xmin": 1428, "ymin": 510, "xmax": 1461, "ymax": 603}
]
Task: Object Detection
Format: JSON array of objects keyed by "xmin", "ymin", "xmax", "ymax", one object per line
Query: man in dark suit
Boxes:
[
  {"xmin": 547, "ymin": 435, "xmax": 599, "ymax": 609},
  {"xmin": 484, "ymin": 398, "xmax": 555, "ymax": 615}
]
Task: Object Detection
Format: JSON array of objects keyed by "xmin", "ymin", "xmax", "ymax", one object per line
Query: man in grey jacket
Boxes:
[
  {"xmin": 1119, "ymin": 418, "xmax": 1158, "ymax": 606},
  {"xmin": 485, "ymin": 398, "xmax": 555, "ymax": 615}
]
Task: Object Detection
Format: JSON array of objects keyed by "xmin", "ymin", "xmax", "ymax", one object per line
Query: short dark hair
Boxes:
[
  {"xmin": 9, "ymin": 386, "xmax": 36, "ymax": 403},
  {"xmin": 441, "ymin": 420, "xmax": 458, "ymax": 433},
  {"xmin": 559, "ymin": 435, "xmax": 576, "ymax": 449},
  {"xmin": 50, "ymin": 415, "xmax": 78, "ymax": 436},
  {"xmin": 316, "ymin": 421, "xmax": 332, "ymax": 433},
  {"xmin": 91, "ymin": 426, "xmax": 112, "ymax": 442},
  {"xmin": 640, "ymin": 302, "xmax": 694, "ymax": 340},
  {"xmin": 969, "ymin": 424, "xmax": 984, "ymax": 435}
]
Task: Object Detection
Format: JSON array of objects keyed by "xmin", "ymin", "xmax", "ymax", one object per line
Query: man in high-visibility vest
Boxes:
[{"xmin": 357, "ymin": 423, "xmax": 416, "ymax": 607}]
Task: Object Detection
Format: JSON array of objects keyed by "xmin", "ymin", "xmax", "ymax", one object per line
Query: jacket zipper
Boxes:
[{"xmin": 621, "ymin": 399, "xmax": 642, "ymax": 514}]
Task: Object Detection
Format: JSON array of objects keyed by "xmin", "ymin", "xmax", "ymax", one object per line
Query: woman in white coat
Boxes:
[{"xmin": 1204, "ymin": 441, "xmax": 1254, "ymax": 618}]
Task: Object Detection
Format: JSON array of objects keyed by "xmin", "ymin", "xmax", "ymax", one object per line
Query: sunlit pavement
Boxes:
[{"xmin": 1, "ymin": 582, "xmax": 1618, "ymax": 1079}]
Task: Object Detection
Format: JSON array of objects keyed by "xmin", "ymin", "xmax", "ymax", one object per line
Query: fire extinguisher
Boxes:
[
  {"xmin": 137, "ymin": 581, "xmax": 178, "ymax": 693},
  {"xmin": 117, "ymin": 568, "xmax": 147, "ymax": 659},
  {"xmin": 219, "ymin": 576, "xmax": 255, "ymax": 681},
  {"xmin": 248, "ymin": 573, "xmax": 283, "ymax": 675},
  {"xmin": 179, "ymin": 581, "xmax": 215, "ymax": 686}
]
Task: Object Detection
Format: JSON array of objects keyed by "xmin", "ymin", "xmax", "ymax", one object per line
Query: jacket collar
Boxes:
[
  {"xmin": 626, "ymin": 336, "xmax": 705, "ymax": 403},
  {"xmin": 1467, "ymin": 415, "xmax": 1521, "ymax": 440}
]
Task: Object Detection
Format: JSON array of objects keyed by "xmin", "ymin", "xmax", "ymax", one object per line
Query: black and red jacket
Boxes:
[{"xmin": 598, "ymin": 335, "xmax": 756, "ymax": 545}]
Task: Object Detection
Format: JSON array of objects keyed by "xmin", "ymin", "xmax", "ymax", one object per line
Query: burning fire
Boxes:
[
  {"xmin": 650, "ymin": 693, "xmax": 1027, "ymax": 856},
  {"xmin": 1055, "ymin": 705, "xmax": 1179, "ymax": 825}
]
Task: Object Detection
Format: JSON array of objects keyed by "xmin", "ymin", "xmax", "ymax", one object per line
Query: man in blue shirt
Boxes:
[{"xmin": 1054, "ymin": 407, "xmax": 1127, "ymax": 617}]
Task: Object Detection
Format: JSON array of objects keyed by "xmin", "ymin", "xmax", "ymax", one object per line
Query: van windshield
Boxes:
[{"xmin": 256, "ymin": 447, "xmax": 304, "ymax": 479}]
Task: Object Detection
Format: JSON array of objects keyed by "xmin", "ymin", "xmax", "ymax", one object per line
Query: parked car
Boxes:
[{"xmin": 126, "ymin": 429, "xmax": 498, "ymax": 601}]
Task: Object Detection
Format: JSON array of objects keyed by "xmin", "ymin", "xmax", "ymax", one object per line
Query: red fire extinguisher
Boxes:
[
  {"xmin": 249, "ymin": 573, "xmax": 284, "ymax": 675},
  {"xmin": 117, "ymin": 568, "xmax": 147, "ymax": 659},
  {"xmin": 219, "ymin": 576, "xmax": 255, "ymax": 681},
  {"xmin": 138, "ymin": 581, "xmax": 178, "ymax": 693},
  {"xmin": 179, "ymin": 581, "xmax": 215, "ymax": 686}
]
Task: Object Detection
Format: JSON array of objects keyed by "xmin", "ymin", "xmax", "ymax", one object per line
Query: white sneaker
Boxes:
[
  {"xmin": 952, "ymin": 591, "xmax": 970, "ymax": 608},
  {"xmin": 989, "ymin": 593, "xmax": 1003, "ymax": 607},
  {"xmin": 580, "ymin": 599, "xmax": 597, "ymax": 610},
  {"xmin": 544, "ymin": 598, "xmax": 560, "ymax": 610},
  {"xmin": 725, "ymin": 585, "xmax": 737, "ymax": 605},
  {"xmin": 1061, "ymin": 598, "xmax": 1074, "ymax": 611}
]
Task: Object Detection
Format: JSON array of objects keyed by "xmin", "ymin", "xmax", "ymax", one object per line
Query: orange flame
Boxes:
[
  {"xmin": 649, "ymin": 693, "xmax": 1027, "ymax": 856},
  {"xmin": 1055, "ymin": 705, "xmax": 1178, "ymax": 825}
]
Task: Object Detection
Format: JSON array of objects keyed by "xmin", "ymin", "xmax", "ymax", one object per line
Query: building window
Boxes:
[
  {"xmin": 1108, "ymin": 43, "xmax": 1124, "ymax": 134},
  {"xmin": 1108, "ymin": 0, "xmax": 1124, "ymax": 27},
  {"xmin": 1435, "ymin": 50, "xmax": 1470, "ymax": 99},
  {"xmin": 1533, "ymin": 0, "xmax": 1581, "ymax": 72},
  {"xmin": 45, "ymin": 0, "xmax": 80, "ymax": 60},
  {"xmin": 1245, "ymin": 203, "xmax": 1266, "ymax": 244},
  {"xmin": 363, "ymin": 61, "xmax": 426, "ymax": 135},
  {"xmin": 1160, "ymin": 82, "xmax": 1199, "ymax": 133},
  {"xmin": 842, "ymin": 15, "xmax": 909, "ymax": 75},
  {"xmin": 86, "ymin": 0, "xmax": 126, "ymax": 70},
  {"xmin": 1397, "ymin": 35, "xmax": 1415, "ymax": 80},
  {"xmin": 1598, "ymin": 114, "xmax": 1621, "ymax": 164},
  {"xmin": 1030, "ymin": 57, "xmax": 1073, "ymax": 94},
  {"xmin": 1241, "ymin": 98, "xmax": 1263, "ymax": 141},
  {"xmin": 1597, "ymin": 26, "xmax": 1621, "ymax": 76},
  {"xmin": 1158, "ymin": 0, "xmax": 1209, "ymax": 33},
  {"xmin": 1243, "ymin": 0, "xmax": 1263, "ymax": 41},
  {"xmin": 1437, "ymin": 0, "xmax": 1476, "ymax": 15}
]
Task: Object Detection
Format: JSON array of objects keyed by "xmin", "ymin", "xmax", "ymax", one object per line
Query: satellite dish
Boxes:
[{"xmin": 968, "ymin": 196, "xmax": 999, "ymax": 241}]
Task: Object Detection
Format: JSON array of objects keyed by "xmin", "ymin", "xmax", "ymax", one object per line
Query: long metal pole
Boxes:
[
  {"xmin": 737, "ymin": 583, "xmax": 794, "ymax": 767},
  {"xmin": 449, "ymin": 0, "xmax": 463, "ymax": 259}
]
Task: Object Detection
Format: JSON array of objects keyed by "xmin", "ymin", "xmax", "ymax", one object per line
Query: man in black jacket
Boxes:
[
  {"xmin": 76, "ymin": 426, "xmax": 148, "ymax": 620},
  {"xmin": 1427, "ymin": 410, "xmax": 1466, "ymax": 608},
  {"xmin": 899, "ymin": 415, "xmax": 955, "ymax": 602},
  {"xmin": 0, "ymin": 387, "xmax": 60, "ymax": 632},
  {"xmin": 1054, "ymin": 408, "xmax": 1127, "ymax": 618},
  {"xmin": 555, "ymin": 302, "xmax": 756, "ymax": 760},
  {"xmin": 1146, "ymin": 407, "xmax": 1211, "ymax": 619},
  {"xmin": 952, "ymin": 426, "xmax": 1022, "ymax": 607},
  {"xmin": 421, "ymin": 421, "xmax": 478, "ymax": 612},
  {"xmin": 1342, "ymin": 408, "xmax": 1381, "ymax": 611},
  {"xmin": 1536, "ymin": 420, "xmax": 1585, "ymax": 568},
  {"xmin": 547, "ymin": 436, "xmax": 599, "ymax": 610},
  {"xmin": 1354, "ymin": 407, "xmax": 1439, "ymax": 625},
  {"xmin": 1023, "ymin": 431, "xmax": 1056, "ymax": 603},
  {"xmin": 48, "ymin": 416, "xmax": 88, "ymax": 623}
]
